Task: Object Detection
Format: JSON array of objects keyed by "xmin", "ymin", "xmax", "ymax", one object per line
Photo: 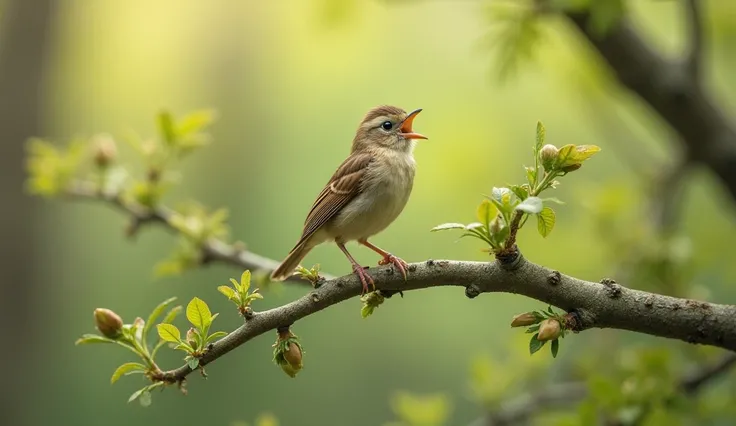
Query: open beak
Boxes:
[{"xmin": 399, "ymin": 108, "xmax": 428, "ymax": 140}]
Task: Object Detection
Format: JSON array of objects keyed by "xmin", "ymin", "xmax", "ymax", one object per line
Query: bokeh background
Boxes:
[{"xmin": 3, "ymin": 0, "xmax": 736, "ymax": 425}]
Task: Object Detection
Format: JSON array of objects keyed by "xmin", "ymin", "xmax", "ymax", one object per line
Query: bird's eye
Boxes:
[{"xmin": 381, "ymin": 121, "xmax": 393, "ymax": 131}]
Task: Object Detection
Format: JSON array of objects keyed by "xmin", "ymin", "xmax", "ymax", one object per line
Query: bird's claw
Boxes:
[
  {"xmin": 352, "ymin": 264, "xmax": 376, "ymax": 295},
  {"xmin": 379, "ymin": 254, "xmax": 409, "ymax": 281}
]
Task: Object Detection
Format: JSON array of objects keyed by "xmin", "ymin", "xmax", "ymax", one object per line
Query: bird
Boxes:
[{"xmin": 270, "ymin": 105, "xmax": 428, "ymax": 294}]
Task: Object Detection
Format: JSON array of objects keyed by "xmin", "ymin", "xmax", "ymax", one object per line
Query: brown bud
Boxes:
[
  {"xmin": 510, "ymin": 312, "xmax": 538, "ymax": 327},
  {"xmin": 539, "ymin": 144, "xmax": 559, "ymax": 171},
  {"xmin": 186, "ymin": 328, "xmax": 198, "ymax": 349},
  {"xmin": 94, "ymin": 308, "xmax": 123, "ymax": 339},
  {"xmin": 283, "ymin": 342, "xmax": 303, "ymax": 369},
  {"xmin": 93, "ymin": 134, "xmax": 117, "ymax": 168},
  {"xmin": 560, "ymin": 163, "xmax": 582, "ymax": 173},
  {"xmin": 537, "ymin": 319, "xmax": 561, "ymax": 341},
  {"xmin": 490, "ymin": 217, "xmax": 502, "ymax": 235}
]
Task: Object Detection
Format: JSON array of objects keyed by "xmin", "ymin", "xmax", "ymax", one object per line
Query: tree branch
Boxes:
[
  {"xmin": 64, "ymin": 182, "xmax": 321, "ymax": 285},
  {"xmin": 562, "ymin": 6, "xmax": 736, "ymax": 203},
  {"xmin": 471, "ymin": 352, "xmax": 736, "ymax": 426},
  {"xmin": 147, "ymin": 253, "xmax": 736, "ymax": 384},
  {"xmin": 64, "ymin": 183, "xmax": 736, "ymax": 384}
]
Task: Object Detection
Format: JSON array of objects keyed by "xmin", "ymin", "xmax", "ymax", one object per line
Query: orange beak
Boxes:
[{"xmin": 399, "ymin": 108, "xmax": 428, "ymax": 140}]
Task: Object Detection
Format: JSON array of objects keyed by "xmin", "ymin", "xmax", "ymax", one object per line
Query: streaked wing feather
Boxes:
[{"xmin": 291, "ymin": 153, "xmax": 373, "ymax": 249}]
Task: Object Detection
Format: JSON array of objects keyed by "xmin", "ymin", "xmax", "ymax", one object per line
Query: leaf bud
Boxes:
[
  {"xmin": 93, "ymin": 134, "xmax": 117, "ymax": 168},
  {"xmin": 186, "ymin": 328, "xmax": 198, "ymax": 350},
  {"xmin": 539, "ymin": 144, "xmax": 559, "ymax": 171},
  {"xmin": 537, "ymin": 319, "xmax": 561, "ymax": 341},
  {"xmin": 510, "ymin": 312, "xmax": 538, "ymax": 327},
  {"xmin": 94, "ymin": 308, "xmax": 123, "ymax": 339}
]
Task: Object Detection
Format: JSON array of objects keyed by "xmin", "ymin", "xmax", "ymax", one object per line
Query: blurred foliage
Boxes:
[{"xmin": 19, "ymin": 0, "xmax": 736, "ymax": 425}]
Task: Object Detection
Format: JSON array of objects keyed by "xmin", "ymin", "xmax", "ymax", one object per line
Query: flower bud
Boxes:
[
  {"xmin": 93, "ymin": 134, "xmax": 117, "ymax": 168},
  {"xmin": 490, "ymin": 217, "xmax": 503, "ymax": 235},
  {"xmin": 283, "ymin": 342, "xmax": 303, "ymax": 369},
  {"xmin": 510, "ymin": 312, "xmax": 538, "ymax": 327},
  {"xmin": 537, "ymin": 319, "xmax": 561, "ymax": 341},
  {"xmin": 94, "ymin": 308, "xmax": 123, "ymax": 339},
  {"xmin": 539, "ymin": 144, "xmax": 559, "ymax": 171}
]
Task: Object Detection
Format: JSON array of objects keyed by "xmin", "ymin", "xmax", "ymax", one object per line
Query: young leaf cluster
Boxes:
[
  {"xmin": 156, "ymin": 297, "xmax": 227, "ymax": 371},
  {"xmin": 75, "ymin": 297, "xmax": 182, "ymax": 406},
  {"xmin": 294, "ymin": 263, "xmax": 324, "ymax": 287},
  {"xmin": 218, "ymin": 270, "xmax": 264, "ymax": 317},
  {"xmin": 511, "ymin": 305, "xmax": 570, "ymax": 358},
  {"xmin": 431, "ymin": 121, "xmax": 600, "ymax": 254},
  {"xmin": 360, "ymin": 290, "xmax": 386, "ymax": 318}
]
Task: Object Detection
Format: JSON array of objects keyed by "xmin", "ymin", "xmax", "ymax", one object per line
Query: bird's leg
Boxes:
[
  {"xmin": 358, "ymin": 239, "xmax": 408, "ymax": 281},
  {"xmin": 336, "ymin": 241, "xmax": 375, "ymax": 295}
]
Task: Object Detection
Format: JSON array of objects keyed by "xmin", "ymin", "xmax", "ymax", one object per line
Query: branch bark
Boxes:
[
  {"xmin": 64, "ymin": 184, "xmax": 736, "ymax": 383},
  {"xmin": 152, "ymin": 255, "xmax": 736, "ymax": 383},
  {"xmin": 562, "ymin": 6, "xmax": 736, "ymax": 203}
]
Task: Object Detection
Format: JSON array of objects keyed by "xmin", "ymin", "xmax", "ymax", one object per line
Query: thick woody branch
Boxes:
[
  {"xmin": 152, "ymin": 254, "xmax": 736, "ymax": 383},
  {"xmin": 562, "ymin": 6, "xmax": 736, "ymax": 202}
]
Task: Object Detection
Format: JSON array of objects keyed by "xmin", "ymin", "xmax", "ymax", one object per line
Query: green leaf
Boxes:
[
  {"xmin": 476, "ymin": 199, "xmax": 497, "ymax": 228},
  {"xmin": 186, "ymin": 297, "xmax": 212, "ymax": 331},
  {"xmin": 529, "ymin": 333, "xmax": 546, "ymax": 355},
  {"xmin": 240, "ymin": 270, "xmax": 251, "ymax": 293},
  {"xmin": 139, "ymin": 391, "xmax": 152, "ymax": 407},
  {"xmin": 161, "ymin": 305, "xmax": 183, "ymax": 325},
  {"xmin": 187, "ymin": 357, "xmax": 200, "ymax": 370},
  {"xmin": 430, "ymin": 223, "xmax": 466, "ymax": 232},
  {"xmin": 217, "ymin": 285, "xmax": 236, "ymax": 300},
  {"xmin": 176, "ymin": 109, "xmax": 216, "ymax": 136},
  {"xmin": 111, "ymin": 362, "xmax": 147, "ymax": 384},
  {"xmin": 555, "ymin": 144, "xmax": 601, "ymax": 168},
  {"xmin": 510, "ymin": 184, "xmax": 529, "ymax": 201},
  {"xmin": 128, "ymin": 387, "xmax": 146, "ymax": 404},
  {"xmin": 525, "ymin": 166, "xmax": 536, "ymax": 187},
  {"xmin": 144, "ymin": 297, "xmax": 177, "ymax": 339},
  {"xmin": 536, "ymin": 207, "xmax": 556, "ymax": 238},
  {"xmin": 75, "ymin": 334, "xmax": 116, "ymax": 345},
  {"xmin": 541, "ymin": 197, "xmax": 565, "ymax": 205},
  {"xmin": 205, "ymin": 331, "xmax": 228, "ymax": 345},
  {"xmin": 157, "ymin": 111, "xmax": 176, "ymax": 146},
  {"xmin": 515, "ymin": 196, "xmax": 543, "ymax": 214},
  {"xmin": 551, "ymin": 339, "xmax": 559, "ymax": 358},
  {"xmin": 535, "ymin": 121, "xmax": 545, "ymax": 152},
  {"xmin": 156, "ymin": 323, "xmax": 182, "ymax": 343},
  {"xmin": 229, "ymin": 278, "xmax": 242, "ymax": 293}
]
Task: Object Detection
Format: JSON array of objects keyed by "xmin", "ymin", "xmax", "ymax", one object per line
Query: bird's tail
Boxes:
[{"xmin": 270, "ymin": 241, "xmax": 313, "ymax": 281}]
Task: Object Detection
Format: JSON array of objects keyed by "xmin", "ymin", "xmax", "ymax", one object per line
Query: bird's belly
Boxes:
[{"xmin": 327, "ymin": 177, "xmax": 413, "ymax": 242}]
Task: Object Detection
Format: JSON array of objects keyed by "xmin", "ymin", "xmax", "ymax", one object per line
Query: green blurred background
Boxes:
[{"xmin": 4, "ymin": 0, "xmax": 736, "ymax": 425}]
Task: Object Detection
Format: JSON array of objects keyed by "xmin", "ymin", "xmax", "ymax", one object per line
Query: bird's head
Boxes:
[{"xmin": 352, "ymin": 105, "xmax": 427, "ymax": 153}]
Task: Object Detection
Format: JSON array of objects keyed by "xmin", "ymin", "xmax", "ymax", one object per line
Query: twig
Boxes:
[{"xmin": 64, "ymin": 182, "xmax": 322, "ymax": 285}]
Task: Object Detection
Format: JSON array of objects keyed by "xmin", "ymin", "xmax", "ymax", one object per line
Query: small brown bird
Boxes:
[{"xmin": 270, "ymin": 105, "xmax": 428, "ymax": 293}]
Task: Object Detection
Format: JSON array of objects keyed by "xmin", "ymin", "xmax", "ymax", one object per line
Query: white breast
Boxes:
[{"xmin": 327, "ymin": 151, "xmax": 416, "ymax": 243}]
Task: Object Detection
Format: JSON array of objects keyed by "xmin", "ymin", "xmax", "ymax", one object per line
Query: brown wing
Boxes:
[{"xmin": 290, "ymin": 152, "xmax": 373, "ymax": 250}]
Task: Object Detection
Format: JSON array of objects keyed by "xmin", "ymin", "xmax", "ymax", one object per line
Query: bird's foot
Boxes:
[
  {"xmin": 378, "ymin": 254, "xmax": 409, "ymax": 281},
  {"xmin": 352, "ymin": 264, "xmax": 376, "ymax": 295}
]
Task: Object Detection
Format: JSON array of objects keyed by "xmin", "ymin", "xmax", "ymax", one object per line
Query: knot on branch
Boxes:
[
  {"xmin": 600, "ymin": 278, "xmax": 623, "ymax": 298},
  {"xmin": 547, "ymin": 270, "xmax": 561, "ymax": 286},
  {"xmin": 563, "ymin": 309, "xmax": 595, "ymax": 332},
  {"xmin": 465, "ymin": 284, "xmax": 481, "ymax": 299},
  {"xmin": 496, "ymin": 248, "xmax": 524, "ymax": 271}
]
